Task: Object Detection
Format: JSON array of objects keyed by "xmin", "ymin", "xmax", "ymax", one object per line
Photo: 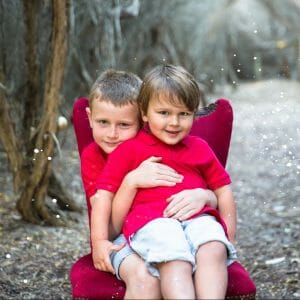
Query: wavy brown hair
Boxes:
[{"xmin": 138, "ymin": 64, "xmax": 202, "ymax": 115}]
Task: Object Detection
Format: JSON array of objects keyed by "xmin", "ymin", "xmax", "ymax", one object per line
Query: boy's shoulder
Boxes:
[
  {"xmin": 81, "ymin": 141, "xmax": 105, "ymax": 162},
  {"xmin": 185, "ymin": 134, "xmax": 209, "ymax": 147},
  {"xmin": 114, "ymin": 130, "xmax": 144, "ymax": 149}
]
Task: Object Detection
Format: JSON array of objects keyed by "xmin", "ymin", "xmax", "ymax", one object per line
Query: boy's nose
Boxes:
[
  {"xmin": 107, "ymin": 126, "xmax": 118, "ymax": 138},
  {"xmin": 169, "ymin": 115, "xmax": 179, "ymax": 125}
]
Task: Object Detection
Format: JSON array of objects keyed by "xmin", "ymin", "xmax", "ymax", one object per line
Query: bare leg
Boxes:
[
  {"xmin": 119, "ymin": 253, "xmax": 161, "ymax": 299},
  {"xmin": 157, "ymin": 260, "xmax": 195, "ymax": 299},
  {"xmin": 194, "ymin": 241, "xmax": 228, "ymax": 299}
]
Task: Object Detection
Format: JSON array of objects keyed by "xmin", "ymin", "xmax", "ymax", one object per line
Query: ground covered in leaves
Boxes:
[{"xmin": 0, "ymin": 79, "xmax": 299, "ymax": 299}]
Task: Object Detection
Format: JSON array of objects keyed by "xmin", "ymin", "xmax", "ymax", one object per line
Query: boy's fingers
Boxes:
[
  {"xmin": 157, "ymin": 164, "xmax": 179, "ymax": 174},
  {"xmin": 172, "ymin": 209, "xmax": 195, "ymax": 221},
  {"xmin": 103, "ymin": 258, "xmax": 115, "ymax": 274},
  {"xmin": 157, "ymin": 171, "xmax": 183, "ymax": 181},
  {"xmin": 99, "ymin": 243, "xmax": 126, "ymax": 274},
  {"xmin": 146, "ymin": 156, "xmax": 162, "ymax": 162},
  {"xmin": 94, "ymin": 261, "xmax": 109, "ymax": 272},
  {"xmin": 111, "ymin": 242, "xmax": 126, "ymax": 252},
  {"xmin": 164, "ymin": 197, "xmax": 186, "ymax": 216},
  {"xmin": 165, "ymin": 195, "xmax": 174, "ymax": 202},
  {"xmin": 93, "ymin": 250, "xmax": 118, "ymax": 274},
  {"xmin": 156, "ymin": 174, "xmax": 182, "ymax": 183}
]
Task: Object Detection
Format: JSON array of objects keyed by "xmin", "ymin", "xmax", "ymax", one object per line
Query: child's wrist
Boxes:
[
  {"xmin": 91, "ymin": 236, "xmax": 108, "ymax": 246},
  {"xmin": 124, "ymin": 171, "xmax": 139, "ymax": 189}
]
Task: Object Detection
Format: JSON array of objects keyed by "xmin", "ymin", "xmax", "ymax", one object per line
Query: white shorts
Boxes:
[
  {"xmin": 110, "ymin": 234, "xmax": 134, "ymax": 280},
  {"xmin": 130, "ymin": 215, "xmax": 237, "ymax": 277}
]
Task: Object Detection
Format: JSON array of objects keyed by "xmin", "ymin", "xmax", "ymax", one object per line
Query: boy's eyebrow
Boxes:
[
  {"xmin": 117, "ymin": 119, "xmax": 136, "ymax": 123},
  {"xmin": 95, "ymin": 117, "xmax": 135, "ymax": 123},
  {"xmin": 154, "ymin": 105, "xmax": 190, "ymax": 111}
]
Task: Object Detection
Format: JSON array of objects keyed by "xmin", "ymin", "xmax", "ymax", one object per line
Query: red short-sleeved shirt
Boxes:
[
  {"xmin": 96, "ymin": 130, "xmax": 231, "ymax": 241},
  {"xmin": 81, "ymin": 141, "xmax": 107, "ymax": 200}
]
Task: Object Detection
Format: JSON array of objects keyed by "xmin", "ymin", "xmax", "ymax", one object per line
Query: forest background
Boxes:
[{"xmin": 0, "ymin": 0, "xmax": 300, "ymax": 299}]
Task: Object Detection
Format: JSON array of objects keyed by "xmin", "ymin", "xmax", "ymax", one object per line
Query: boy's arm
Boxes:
[
  {"xmin": 90, "ymin": 190, "xmax": 123, "ymax": 274},
  {"xmin": 112, "ymin": 156, "xmax": 184, "ymax": 234},
  {"xmin": 112, "ymin": 175, "xmax": 137, "ymax": 234},
  {"xmin": 214, "ymin": 185, "xmax": 236, "ymax": 242}
]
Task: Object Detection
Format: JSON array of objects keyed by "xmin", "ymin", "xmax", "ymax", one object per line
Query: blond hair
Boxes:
[{"xmin": 89, "ymin": 69, "xmax": 142, "ymax": 109}]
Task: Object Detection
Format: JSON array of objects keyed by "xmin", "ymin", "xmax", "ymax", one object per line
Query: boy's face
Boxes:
[
  {"xmin": 87, "ymin": 100, "xmax": 140, "ymax": 154},
  {"xmin": 142, "ymin": 94, "xmax": 194, "ymax": 145}
]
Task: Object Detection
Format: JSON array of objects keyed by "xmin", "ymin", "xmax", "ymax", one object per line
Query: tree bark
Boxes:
[
  {"xmin": 16, "ymin": 0, "xmax": 70, "ymax": 226},
  {"xmin": 23, "ymin": 0, "xmax": 40, "ymax": 144},
  {"xmin": 0, "ymin": 71, "xmax": 24, "ymax": 192}
]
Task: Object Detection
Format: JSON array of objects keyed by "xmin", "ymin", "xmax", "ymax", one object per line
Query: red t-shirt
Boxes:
[
  {"xmin": 96, "ymin": 130, "xmax": 231, "ymax": 241},
  {"xmin": 81, "ymin": 141, "xmax": 107, "ymax": 201}
]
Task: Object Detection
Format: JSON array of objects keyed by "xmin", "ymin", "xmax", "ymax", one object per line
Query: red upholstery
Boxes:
[
  {"xmin": 70, "ymin": 97, "xmax": 256, "ymax": 299},
  {"xmin": 72, "ymin": 98, "xmax": 94, "ymax": 157},
  {"xmin": 190, "ymin": 100, "xmax": 233, "ymax": 167}
]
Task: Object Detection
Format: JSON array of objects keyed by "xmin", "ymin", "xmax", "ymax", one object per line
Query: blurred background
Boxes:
[
  {"xmin": 1, "ymin": 0, "xmax": 300, "ymax": 105},
  {"xmin": 0, "ymin": 0, "xmax": 300, "ymax": 299}
]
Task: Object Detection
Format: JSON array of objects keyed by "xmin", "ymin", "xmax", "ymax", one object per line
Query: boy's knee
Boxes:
[
  {"xmin": 133, "ymin": 266, "xmax": 157, "ymax": 285},
  {"xmin": 196, "ymin": 241, "xmax": 227, "ymax": 262},
  {"xmin": 125, "ymin": 266, "xmax": 160, "ymax": 298},
  {"xmin": 122, "ymin": 260, "xmax": 158, "ymax": 287}
]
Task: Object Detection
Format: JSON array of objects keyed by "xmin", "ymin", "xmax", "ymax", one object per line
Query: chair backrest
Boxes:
[
  {"xmin": 72, "ymin": 98, "xmax": 94, "ymax": 157},
  {"xmin": 190, "ymin": 99, "xmax": 233, "ymax": 167}
]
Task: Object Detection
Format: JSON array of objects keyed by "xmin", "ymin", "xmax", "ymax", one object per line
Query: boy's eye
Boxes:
[
  {"xmin": 158, "ymin": 111, "xmax": 169, "ymax": 116},
  {"xmin": 180, "ymin": 112, "xmax": 192, "ymax": 116},
  {"xmin": 119, "ymin": 123, "xmax": 131, "ymax": 128},
  {"xmin": 97, "ymin": 119, "xmax": 108, "ymax": 125}
]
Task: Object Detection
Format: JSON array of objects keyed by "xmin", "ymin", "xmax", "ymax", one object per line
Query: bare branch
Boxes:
[
  {"xmin": 0, "ymin": 81, "xmax": 7, "ymax": 91},
  {"xmin": 121, "ymin": 0, "xmax": 140, "ymax": 18},
  {"xmin": 72, "ymin": 48, "xmax": 93, "ymax": 86}
]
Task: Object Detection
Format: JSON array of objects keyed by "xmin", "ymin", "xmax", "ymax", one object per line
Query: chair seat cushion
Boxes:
[
  {"xmin": 226, "ymin": 261, "xmax": 256, "ymax": 298},
  {"xmin": 70, "ymin": 254, "xmax": 256, "ymax": 299},
  {"xmin": 70, "ymin": 253, "xmax": 125, "ymax": 299}
]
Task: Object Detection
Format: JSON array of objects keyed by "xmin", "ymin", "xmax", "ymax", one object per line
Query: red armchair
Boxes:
[{"xmin": 70, "ymin": 97, "xmax": 256, "ymax": 299}]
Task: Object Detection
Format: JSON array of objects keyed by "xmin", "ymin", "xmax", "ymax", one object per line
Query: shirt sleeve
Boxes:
[
  {"xmin": 96, "ymin": 142, "xmax": 135, "ymax": 194},
  {"xmin": 81, "ymin": 144, "xmax": 106, "ymax": 199},
  {"xmin": 199, "ymin": 140, "xmax": 231, "ymax": 190}
]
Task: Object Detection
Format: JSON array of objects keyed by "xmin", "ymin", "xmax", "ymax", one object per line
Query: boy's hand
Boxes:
[
  {"xmin": 129, "ymin": 156, "xmax": 183, "ymax": 188},
  {"xmin": 92, "ymin": 239, "xmax": 125, "ymax": 273},
  {"xmin": 164, "ymin": 188, "xmax": 216, "ymax": 221}
]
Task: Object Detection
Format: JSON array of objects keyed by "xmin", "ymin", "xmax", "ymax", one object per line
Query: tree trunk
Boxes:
[{"xmin": 14, "ymin": 0, "xmax": 71, "ymax": 226}]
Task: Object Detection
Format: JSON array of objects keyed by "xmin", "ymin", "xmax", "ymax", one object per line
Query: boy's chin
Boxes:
[{"xmin": 101, "ymin": 144, "xmax": 118, "ymax": 154}]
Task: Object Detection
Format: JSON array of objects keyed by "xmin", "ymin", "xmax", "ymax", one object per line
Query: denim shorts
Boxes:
[
  {"xmin": 110, "ymin": 234, "xmax": 134, "ymax": 280},
  {"xmin": 129, "ymin": 215, "xmax": 237, "ymax": 278}
]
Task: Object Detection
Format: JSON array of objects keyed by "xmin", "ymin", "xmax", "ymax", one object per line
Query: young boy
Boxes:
[
  {"xmin": 94, "ymin": 65, "xmax": 237, "ymax": 299},
  {"xmin": 82, "ymin": 69, "xmax": 218, "ymax": 299}
]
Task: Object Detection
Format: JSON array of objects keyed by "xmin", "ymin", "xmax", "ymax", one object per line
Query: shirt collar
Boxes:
[{"xmin": 139, "ymin": 128, "xmax": 191, "ymax": 148}]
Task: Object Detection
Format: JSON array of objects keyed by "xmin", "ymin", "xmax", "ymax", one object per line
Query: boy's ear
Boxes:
[
  {"xmin": 86, "ymin": 107, "xmax": 93, "ymax": 128},
  {"xmin": 140, "ymin": 109, "xmax": 148, "ymax": 123},
  {"xmin": 141, "ymin": 114, "xmax": 148, "ymax": 123}
]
